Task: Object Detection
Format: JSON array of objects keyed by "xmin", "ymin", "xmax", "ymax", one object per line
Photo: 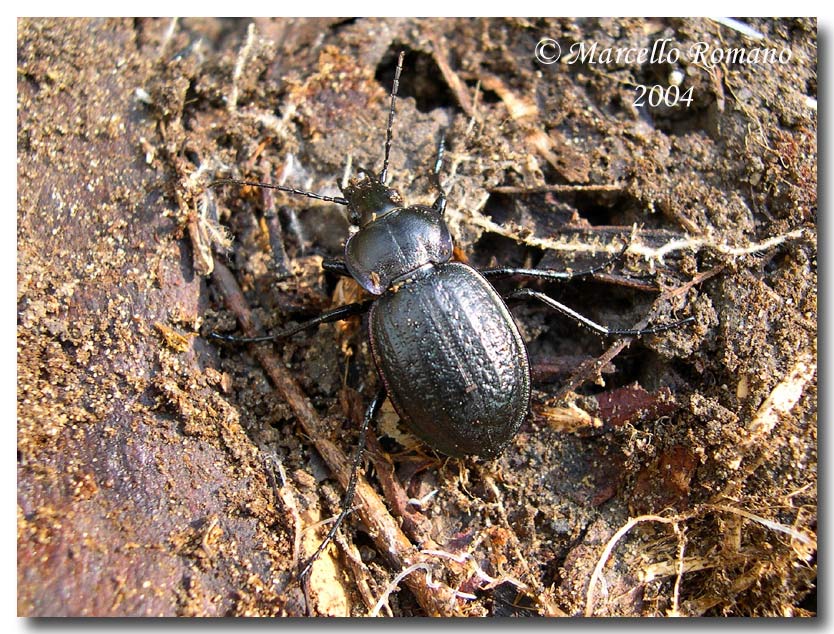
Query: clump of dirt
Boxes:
[{"xmin": 18, "ymin": 17, "xmax": 816, "ymax": 617}]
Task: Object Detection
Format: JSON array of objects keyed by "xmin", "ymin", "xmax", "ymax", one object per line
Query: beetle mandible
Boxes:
[{"xmin": 211, "ymin": 51, "xmax": 693, "ymax": 579}]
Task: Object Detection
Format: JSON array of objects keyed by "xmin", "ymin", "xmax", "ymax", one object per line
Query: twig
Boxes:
[
  {"xmin": 664, "ymin": 264, "xmax": 725, "ymax": 299},
  {"xmin": 211, "ymin": 262, "xmax": 458, "ymax": 616},
  {"xmin": 553, "ymin": 340, "xmax": 630, "ymax": 401},
  {"xmin": 431, "ymin": 37, "xmax": 475, "ymax": 119},
  {"xmin": 363, "ymin": 430, "xmax": 433, "ymax": 545},
  {"xmin": 554, "ymin": 259, "xmax": 720, "ymax": 400},
  {"xmin": 333, "ymin": 530, "xmax": 382, "ymax": 615}
]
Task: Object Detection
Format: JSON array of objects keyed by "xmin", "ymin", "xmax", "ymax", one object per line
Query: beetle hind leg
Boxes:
[{"xmin": 295, "ymin": 386, "xmax": 388, "ymax": 581}]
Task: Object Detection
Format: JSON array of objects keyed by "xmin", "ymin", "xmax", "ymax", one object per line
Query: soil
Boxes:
[{"xmin": 17, "ymin": 17, "xmax": 817, "ymax": 617}]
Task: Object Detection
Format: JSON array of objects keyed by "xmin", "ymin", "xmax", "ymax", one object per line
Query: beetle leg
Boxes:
[
  {"xmin": 209, "ymin": 300, "xmax": 373, "ymax": 344},
  {"xmin": 481, "ymin": 243, "xmax": 629, "ymax": 281},
  {"xmin": 322, "ymin": 258, "xmax": 352, "ymax": 277},
  {"xmin": 296, "ymin": 386, "xmax": 388, "ymax": 581},
  {"xmin": 507, "ymin": 288, "xmax": 694, "ymax": 337},
  {"xmin": 430, "ymin": 130, "xmax": 447, "ymax": 215}
]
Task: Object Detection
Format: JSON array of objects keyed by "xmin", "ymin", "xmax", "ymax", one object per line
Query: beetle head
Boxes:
[{"xmin": 341, "ymin": 173, "xmax": 403, "ymax": 226}]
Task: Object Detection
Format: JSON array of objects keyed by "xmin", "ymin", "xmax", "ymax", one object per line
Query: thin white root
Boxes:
[
  {"xmin": 585, "ymin": 514, "xmax": 679, "ymax": 617},
  {"xmin": 451, "ymin": 199, "xmax": 805, "ymax": 266},
  {"xmin": 629, "ymin": 228, "xmax": 806, "ymax": 263},
  {"xmin": 669, "ymin": 524, "xmax": 687, "ymax": 617},
  {"xmin": 370, "ymin": 564, "xmax": 437, "ymax": 617},
  {"xmin": 420, "ymin": 548, "xmax": 529, "ymax": 591}
]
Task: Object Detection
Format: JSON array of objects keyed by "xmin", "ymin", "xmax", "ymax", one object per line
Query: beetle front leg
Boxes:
[
  {"xmin": 322, "ymin": 258, "xmax": 352, "ymax": 278},
  {"xmin": 507, "ymin": 288, "xmax": 694, "ymax": 337},
  {"xmin": 210, "ymin": 300, "xmax": 373, "ymax": 344}
]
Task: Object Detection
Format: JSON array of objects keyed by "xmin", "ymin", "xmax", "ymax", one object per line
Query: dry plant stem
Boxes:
[
  {"xmin": 586, "ymin": 504, "xmax": 815, "ymax": 617},
  {"xmin": 430, "ymin": 36, "xmax": 475, "ymax": 118},
  {"xmin": 334, "ymin": 531, "xmax": 382, "ymax": 615},
  {"xmin": 719, "ymin": 352, "xmax": 817, "ymax": 499},
  {"xmin": 211, "ymin": 262, "xmax": 457, "ymax": 616},
  {"xmin": 554, "ymin": 340, "xmax": 630, "ymax": 401},
  {"xmin": 262, "ymin": 454, "xmax": 303, "ymax": 574}
]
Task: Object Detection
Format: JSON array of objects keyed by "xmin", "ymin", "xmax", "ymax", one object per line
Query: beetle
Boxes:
[{"xmin": 210, "ymin": 51, "xmax": 694, "ymax": 579}]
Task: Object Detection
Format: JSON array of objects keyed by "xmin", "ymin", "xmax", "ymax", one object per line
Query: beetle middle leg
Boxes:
[
  {"xmin": 296, "ymin": 386, "xmax": 387, "ymax": 581},
  {"xmin": 480, "ymin": 243, "xmax": 629, "ymax": 283},
  {"xmin": 507, "ymin": 287, "xmax": 694, "ymax": 337}
]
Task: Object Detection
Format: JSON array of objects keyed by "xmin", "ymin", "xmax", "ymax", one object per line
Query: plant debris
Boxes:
[{"xmin": 18, "ymin": 17, "xmax": 816, "ymax": 617}]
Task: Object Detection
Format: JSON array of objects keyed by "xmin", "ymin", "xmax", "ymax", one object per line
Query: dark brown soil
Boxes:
[{"xmin": 18, "ymin": 17, "xmax": 816, "ymax": 617}]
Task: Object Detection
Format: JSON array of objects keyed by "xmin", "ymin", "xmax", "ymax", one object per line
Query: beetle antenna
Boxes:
[
  {"xmin": 379, "ymin": 51, "xmax": 405, "ymax": 185},
  {"xmin": 209, "ymin": 178, "xmax": 349, "ymax": 205}
]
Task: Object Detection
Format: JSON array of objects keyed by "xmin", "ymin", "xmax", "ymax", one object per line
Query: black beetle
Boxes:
[{"xmin": 211, "ymin": 51, "xmax": 693, "ymax": 578}]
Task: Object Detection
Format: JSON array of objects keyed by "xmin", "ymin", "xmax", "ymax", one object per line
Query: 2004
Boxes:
[{"xmin": 634, "ymin": 84, "xmax": 694, "ymax": 108}]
